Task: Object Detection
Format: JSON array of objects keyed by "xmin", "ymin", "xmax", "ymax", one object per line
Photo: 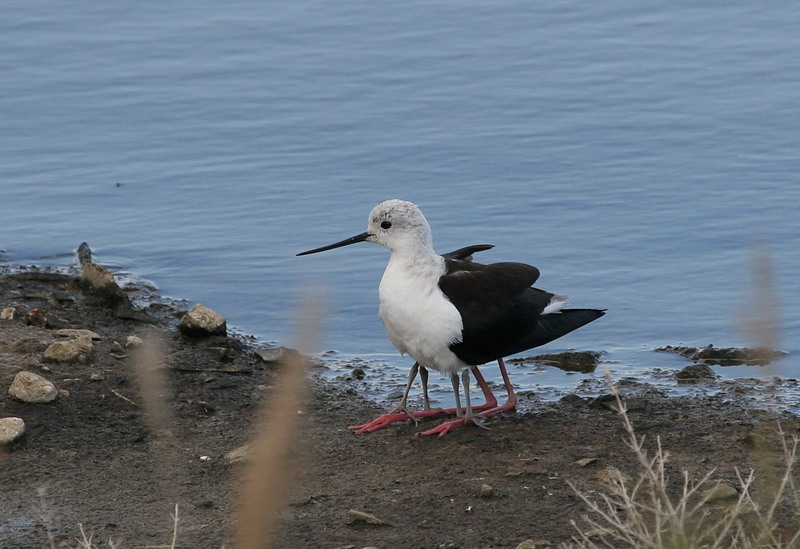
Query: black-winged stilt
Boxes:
[{"xmin": 298, "ymin": 199, "xmax": 604, "ymax": 436}]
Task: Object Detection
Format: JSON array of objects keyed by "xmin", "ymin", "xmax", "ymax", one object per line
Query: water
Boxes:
[{"xmin": 2, "ymin": 2, "xmax": 798, "ymax": 409}]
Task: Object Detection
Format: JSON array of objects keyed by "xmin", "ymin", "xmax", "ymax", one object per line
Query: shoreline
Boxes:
[{"xmin": 1, "ymin": 264, "xmax": 797, "ymax": 548}]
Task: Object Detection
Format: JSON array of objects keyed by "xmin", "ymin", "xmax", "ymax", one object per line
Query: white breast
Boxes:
[{"xmin": 378, "ymin": 254, "xmax": 466, "ymax": 374}]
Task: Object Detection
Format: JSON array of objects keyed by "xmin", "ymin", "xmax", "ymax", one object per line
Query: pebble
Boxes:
[
  {"xmin": 226, "ymin": 443, "xmax": 252, "ymax": 464},
  {"xmin": 43, "ymin": 336, "xmax": 94, "ymax": 363},
  {"xmin": 595, "ymin": 465, "xmax": 632, "ymax": 486},
  {"xmin": 1, "ymin": 307, "xmax": 18, "ymax": 321},
  {"xmin": 703, "ymin": 482, "xmax": 739, "ymax": 503},
  {"xmin": 27, "ymin": 308, "xmax": 48, "ymax": 327},
  {"xmin": 479, "ymin": 483, "xmax": 494, "ymax": 498},
  {"xmin": 255, "ymin": 346, "xmax": 302, "ymax": 364},
  {"xmin": 179, "ymin": 304, "xmax": 227, "ymax": 337},
  {"xmin": 56, "ymin": 328, "xmax": 101, "ymax": 340},
  {"xmin": 0, "ymin": 417, "xmax": 26, "ymax": 444},
  {"xmin": 347, "ymin": 509, "xmax": 391, "ymax": 526},
  {"xmin": 8, "ymin": 371, "xmax": 59, "ymax": 403},
  {"xmin": 125, "ymin": 335, "xmax": 144, "ymax": 348},
  {"xmin": 516, "ymin": 540, "xmax": 552, "ymax": 549},
  {"xmin": 675, "ymin": 364, "xmax": 716, "ymax": 383},
  {"xmin": 80, "ymin": 262, "xmax": 121, "ymax": 294},
  {"xmin": 576, "ymin": 457, "xmax": 598, "ymax": 467}
]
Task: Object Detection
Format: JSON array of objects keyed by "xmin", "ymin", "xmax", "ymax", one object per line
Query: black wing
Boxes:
[
  {"xmin": 439, "ymin": 258, "xmax": 604, "ymax": 365},
  {"xmin": 441, "ymin": 244, "xmax": 494, "ymax": 262}
]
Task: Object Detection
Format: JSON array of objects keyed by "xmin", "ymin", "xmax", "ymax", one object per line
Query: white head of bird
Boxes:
[
  {"xmin": 296, "ymin": 199, "xmax": 436, "ymax": 258},
  {"xmin": 366, "ymin": 199, "xmax": 434, "ymax": 254}
]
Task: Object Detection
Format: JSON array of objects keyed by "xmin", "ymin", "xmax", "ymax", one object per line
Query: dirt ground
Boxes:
[{"xmin": 1, "ymin": 267, "xmax": 798, "ymax": 549}]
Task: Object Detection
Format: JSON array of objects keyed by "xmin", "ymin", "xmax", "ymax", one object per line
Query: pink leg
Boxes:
[
  {"xmin": 477, "ymin": 357, "xmax": 517, "ymax": 418},
  {"xmin": 417, "ymin": 358, "xmax": 517, "ymax": 437},
  {"xmin": 349, "ymin": 366, "xmax": 497, "ymax": 434},
  {"xmin": 471, "ymin": 366, "xmax": 498, "ymax": 412}
]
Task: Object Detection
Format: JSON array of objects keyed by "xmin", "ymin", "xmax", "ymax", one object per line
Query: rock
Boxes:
[
  {"xmin": 703, "ymin": 482, "xmax": 739, "ymax": 503},
  {"xmin": 27, "ymin": 308, "xmax": 47, "ymax": 327},
  {"xmin": 351, "ymin": 367, "xmax": 366, "ymax": 380},
  {"xmin": 595, "ymin": 465, "xmax": 632, "ymax": 487},
  {"xmin": 576, "ymin": 457, "xmax": 598, "ymax": 467},
  {"xmin": 560, "ymin": 393, "xmax": 589, "ymax": 407},
  {"xmin": 508, "ymin": 350, "xmax": 603, "ymax": 373},
  {"xmin": 111, "ymin": 341, "xmax": 125, "ymax": 353},
  {"xmin": 226, "ymin": 443, "xmax": 252, "ymax": 464},
  {"xmin": 516, "ymin": 540, "xmax": 552, "ymax": 549},
  {"xmin": 125, "ymin": 335, "xmax": 144, "ymax": 348},
  {"xmin": 8, "ymin": 371, "xmax": 58, "ymax": 403},
  {"xmin": 43, "ymin": 336, "xmax": 93, "ymax": 363},
  {"xmin": 675, "ymin": 363, "xmax": 716, "ymax": 383},
  {"xmin": 13, "ymin": 338, "xmax": 49, "ymax": 354},
  {"xmin": 207, "ymin": 346, "xmax": 229, "ymax": 361},
  {"xmin": 76, "ymin": 242, "xmax": 92, "ymax": 264},
  {"xmin": 347, "ymin": 509, "xmax": 391, "ymax": 526},
  {"xmin": 255, "ymin": 346, "xmax": 302, "ymax": 365},
  {"xmin": 0, "ymin": 417, "xmax": 26, "ymax": 444},
  {"xmin": 1, "ymin": 307, "xmax": 18, "ymax": 321},
  {"xmin": 80, "ymin": 262, "xmax": 124, "ymax": 300},
  {"xmin": 656, "ymin": 344, "xmax": 787, "ymax": 366},
  {"xmin": 56, "ymin": 328, "xmax": 101, "ymax": 340},
  {"xmin": 478, "ymin": 483, "xmax": 494, "ymax": 498},
  {"xmin": 179, "ymin": 304, "xmax": 227, "ymax": 337}
]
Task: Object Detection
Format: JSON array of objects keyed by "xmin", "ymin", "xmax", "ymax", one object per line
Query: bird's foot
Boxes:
[
  {"xmin": 415, "ymin": 415, "xmax": 490, "ymax": 438},
  {"xmin": 476, "ymin": 396, "xmax": 518, "ymax": 419},
  {"xmin": 349, "ymin": 407, "xmax": 456, "ymax": 434},
  {"xmin": 349, "ymin": 398, "xmax": 500, "ymax": 434}
]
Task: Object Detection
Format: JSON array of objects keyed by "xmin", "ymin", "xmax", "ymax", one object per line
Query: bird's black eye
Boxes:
[{"xmin": 381, "ymin": 221, "xmax": 392, "ymax": 230}]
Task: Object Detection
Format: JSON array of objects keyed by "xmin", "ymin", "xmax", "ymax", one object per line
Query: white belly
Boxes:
[{"xmin": 378, "ymin": 258, "xmax": 466, "ymax": 374}]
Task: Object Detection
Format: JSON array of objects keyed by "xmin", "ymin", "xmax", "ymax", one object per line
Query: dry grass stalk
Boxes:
[
  {"xmin": 234, "ymin": 293, "xmax": 324, "ymax": 549},
  {"xmin": 567, "ymin": 391, "xmax": 800, "ymax": 548}
]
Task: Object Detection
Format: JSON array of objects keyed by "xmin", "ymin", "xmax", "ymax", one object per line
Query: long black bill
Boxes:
[{"xmin": 296, "ymin": 231, "xmax": 373, "ymax": 256}]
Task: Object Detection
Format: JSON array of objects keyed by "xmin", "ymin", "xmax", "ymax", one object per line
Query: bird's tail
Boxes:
[{"xmin": 520, "ymin": 308, "xmax": 606, "ymax": 351}]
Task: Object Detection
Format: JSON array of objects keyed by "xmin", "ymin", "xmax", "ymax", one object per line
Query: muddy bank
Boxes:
[{"xmin": 1, "ymin": 265, "xmax": 798, "ymax": 548}]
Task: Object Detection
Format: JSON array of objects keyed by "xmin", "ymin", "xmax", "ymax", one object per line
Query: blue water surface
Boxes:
[{"xmin": 2, "ymin": 1, "xmax": 798, "ymax": 405}]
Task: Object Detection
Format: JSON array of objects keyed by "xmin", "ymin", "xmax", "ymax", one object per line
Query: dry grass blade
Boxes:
[
  {"xmin": 567, "ymin": 388, "xmax": 800, "ymax": 549},
  {"xmin": 234, "ymin": 291, "xmax": 325, "ymax": 549}
]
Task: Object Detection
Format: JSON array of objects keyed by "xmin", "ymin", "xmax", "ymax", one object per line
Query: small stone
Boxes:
[
  {"xmin": 207, "ymin": 346, "xmax": 229, "ymax": 361},
  {"xmin": 8, "ymin": 371, "xmax": 58, "ymax": 403},
  {"xmin": 111, "ymin": 341, "xmax": 125, "ymax": 353},
  {"xmin": 27, "ymin": 308, "xmax": 47, "ymax": 327},
  {"xmin": 703, "ymin": 483, "xmax": 739, "ymax": 503},
  {"xmin": 125, "ymin": 335, "xmax": 144, "ymax": 348},
  {"xmin": 179, "ymin": 304, "xmax": 227, "ymax": 337},
  {"xmin": 1, "ymin": 307, "xmax": 18, "ymax": 321},
  {"xmin": 351, "ymin": 367, "xmax": 366, "ymax": 380},
  {"xmin": 56, "ymin": 328, "xmax": 101, "ymax": 340},
  {"xmin": 226, "ymin": 443, "xmax": 252, "ymax": 464},
  {"xmin": 675, "ymin": 363, "xmax": 716, "ymax": 383},
  {"xmin": 595, "ymin": 465, "xmax": 632, "ymax": 486},
  {"xmin": 347, "ymin": 509, "xmax": 391, "ymax": 526},
  {"xmin": 77, "ymin": 242, "xmax": 92, "ymax": 264},
  {"xmin": 0, "ymin": 417, "xmax": 26, "ymax": 444},
  {"xmin": 80, "ymin": 262, "xmax": 123, "ymax": 298},
  {"xmin": 43, "ymin": 336, "xmax": 93, "ymax": 363},
  {"xmin": 576, "ymin": 457, "xmax": 598, "ymax": 467},
  {"xmin": 516, "ymin": 540, "xmax": 552, "ymax": 549},
  {"xmin": 13, "ymin": 338, "xmax": 49, "ymax": 354},
  {"xmin": 479, "ymin": 483, "xmax": 494, "ymax": 498},
  {"xmin": 255, "ymin": 346, "xmax": 302, "ymax": 364}
]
